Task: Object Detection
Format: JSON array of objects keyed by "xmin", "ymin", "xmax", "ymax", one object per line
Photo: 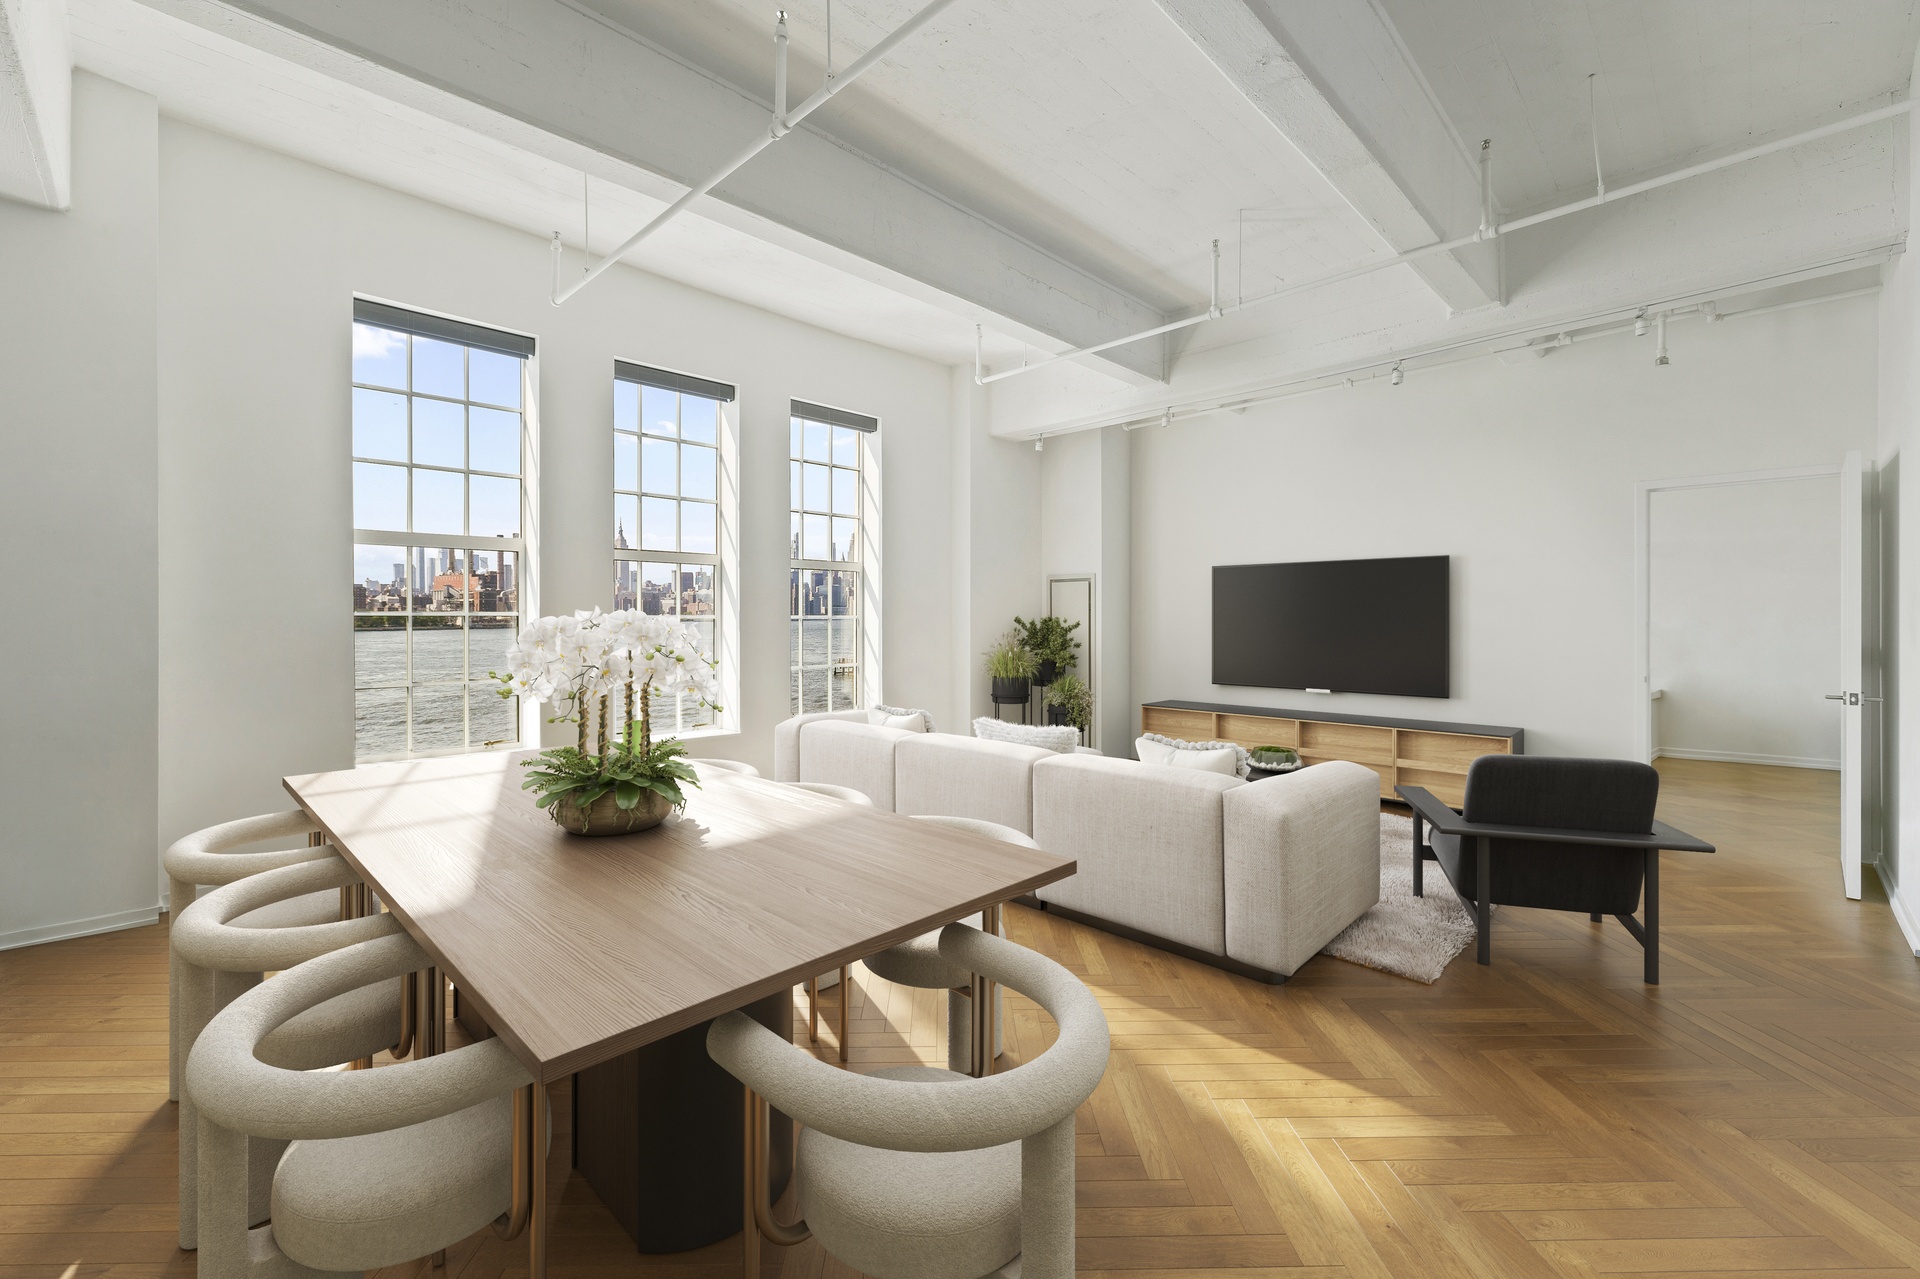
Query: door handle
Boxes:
[{"xmin": 1825, "ymin": 692, "xmax": 1864, "ymax": 706}]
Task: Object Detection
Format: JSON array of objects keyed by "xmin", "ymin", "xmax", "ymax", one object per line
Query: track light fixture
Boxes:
[
  {"xmin": 1702, "ymin": 302, "xmax": 1721, "ymax": 324},
  {"xmin": 1033, "ymin": 436, "xmax": 1045, "ymax": 452},
  {"xmin": 1653, "ymin": 312, "xmax": 1669, "ymax": 366},
  {"xmin": 1390, "ymin": 363, "xmax": 1404, "ymax": 386},
  {"xmin": 1633, "ymin": 309, "xmax": 1650, "ymax": 337}
]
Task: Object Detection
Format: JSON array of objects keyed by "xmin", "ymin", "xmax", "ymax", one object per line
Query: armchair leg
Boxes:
[
  {"xmin": 1644, "ymin": 849, "xmax": 1660, "ymax": 985},
  {"xmin": 1590, "ymin": 911, "xmax": 1602, "ymax": 923},
  {"xmin": 1475, "ymin": 836, "xmax": 1491, "ymax": 966},
  {"xmin": 1412, "ymin": 812, "xmax": 1425, "ymax": 898}
]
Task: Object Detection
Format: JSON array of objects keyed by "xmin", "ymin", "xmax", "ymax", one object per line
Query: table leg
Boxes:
[
  {"xmin": 1644, "ymin": 848, "xmax": 1660, "ymax": 985},
  {"xmin": 972, "ymin": 904, "xmax": 1003, "ymax": 1077},
  {"xmin": 529, "ymin": 1080, "xmax": 549, "ymax": 1279},
  {"xmin": 1475, "ymin": 837, "xmax": 1491, "ymax": 966},
  {"xmin": 837, "ymin": 965, "xmax": 849, "ymax": 1064},
  {"xmin": 741, "ymin": 1085, "xmax": 760, "ymax": 1279}
]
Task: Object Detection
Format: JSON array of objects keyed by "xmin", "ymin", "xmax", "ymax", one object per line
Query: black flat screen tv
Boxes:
[{"xmin": 1212, "ymin": 556, "xmax": 1450, "ymax": 698}]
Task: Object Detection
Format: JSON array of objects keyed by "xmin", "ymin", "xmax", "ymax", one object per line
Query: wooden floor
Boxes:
[{"xmin": 6, "ymin": 759, "xmax": 1920, "ymax": 1279}]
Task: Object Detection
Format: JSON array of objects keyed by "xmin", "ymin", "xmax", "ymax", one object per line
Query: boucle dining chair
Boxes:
[
  {"xmin": 163, "ymin": 810, "xmax": 341, "ymax": 1101},
  {"xmin": 863, "ymin": 815, "xmax": 1021, "ymax": 1073},
  {"xmin": 170, "ymin": 856, "xmax": 407, "ymax": 1250},
  {"xmin": 777, "ymin": 780, "xmax": 875, "ymax": 1059},
  {"xmin": 186, "ymin": 930, "xmax": 538, "ymax": 1279},
  {"xmin": 709, "ymin": 923, "xmax": 1109, "ymax": 1279},
  {"xmin": 697, "ymin": 757, "xmax": 762, "ymax": 777}
]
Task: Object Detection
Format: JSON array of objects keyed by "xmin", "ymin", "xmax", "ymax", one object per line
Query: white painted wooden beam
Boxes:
[
  {"xmin": 1149, "ymin": 0, "xmax": 1498, "ymax": 313},
  {"xmin": 135, "ymin": 0, "xmax": 1171, "ymax": 382},
  {"xmin": 0, "ymin": 0, "xmax": 71, "ymax": 208}
]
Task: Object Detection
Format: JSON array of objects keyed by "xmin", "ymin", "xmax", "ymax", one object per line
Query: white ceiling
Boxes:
[
  {"xmin": 59, "ymin": 0, "xmax": 1920, "ymax": 384},
  {"xmin": 1379, "ymin": 0, "xmax": 1920, "ymax": 213}
]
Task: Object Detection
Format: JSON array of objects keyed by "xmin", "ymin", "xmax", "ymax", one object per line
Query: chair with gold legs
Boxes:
[
  {"xmin": 863, "ymin": 815, "xmax": 1023, "ymax": 1073},
  {"xmin": 186, "ymin": 930, "xmax": 541, "ymax": 1279},
  {"xmin": 711, "ymin": 924, "xmax": 1109, "ymax": 1279},
  {"xmin": 777, "ymin": 781, "xmax": 874, "ymax": 1062},
  {"xmin": 170, "ymin": 857, "xmax": 410, "ymax": 1251},
  {"xmin": 163, "ymin": 810, "xmax": 342, "ymax": 1102}
]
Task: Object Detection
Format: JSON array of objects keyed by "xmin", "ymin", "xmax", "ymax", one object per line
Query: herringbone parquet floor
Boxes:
[{"xmin": 5, "ymin": 760, "xmax": 1919, "ymax": 1278}]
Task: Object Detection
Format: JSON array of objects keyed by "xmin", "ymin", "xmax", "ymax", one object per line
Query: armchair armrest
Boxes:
[{"xmin": 1394, "ymin": 786, "xmax": 1715, "ymax": 854}]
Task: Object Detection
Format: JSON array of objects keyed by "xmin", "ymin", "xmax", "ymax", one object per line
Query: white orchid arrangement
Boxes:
[{"xmin": 493, "ymin": 608, "xmax": 722, "ymax": 828}]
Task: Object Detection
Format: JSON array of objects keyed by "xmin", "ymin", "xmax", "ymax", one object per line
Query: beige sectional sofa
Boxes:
[{"xmin": 773, "ymin": 711, "xmax": 1381, "ymax": 983}]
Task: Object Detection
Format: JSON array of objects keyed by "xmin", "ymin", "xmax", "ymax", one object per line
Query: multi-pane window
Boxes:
[
  {"xmin": 790, "ymin": 400, "xmax": 875, "ymax": 714},
  {"xmin": 351, "ymin": 302, "xmax": 530, "ymax": 760},
  {"xmin": 614, "ymin": 364, "xmax": 732, "ymax": 732}
]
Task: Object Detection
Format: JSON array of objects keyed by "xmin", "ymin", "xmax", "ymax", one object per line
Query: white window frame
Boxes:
[
  {"xmin": 789, "ymin": 402, "xmax": 879, "ymax": 716},
  {"xmin": 350, "ymin": 301, "xmax": 539, "ymax": 762},
  {"xmin": 613, "ymin": 364, "xmax": 739, "ymax": 738}
]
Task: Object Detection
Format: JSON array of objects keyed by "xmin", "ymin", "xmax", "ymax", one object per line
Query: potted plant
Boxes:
[
  {"xmin": 1013, "ymin": 614, "xmax": 1081, "ymax": 687},
  {"xmin": 1249, "ymin": 745, "xmax": 1302, "ymax": 775},
  {"xmin": 493, "ymin": 608, "xmax": 721, "ymax": 836},
  {"xmin": 1042, "ymin": 673, "xmax": 1092, "ymax": 732},
  {"xmin": 985, "ymin": 631, "xmax": 1038, "ymax": 704}
]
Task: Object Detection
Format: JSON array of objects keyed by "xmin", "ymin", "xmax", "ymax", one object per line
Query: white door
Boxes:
[{"xmin": 1834, "ymin": 451, "xmax": 1864, "ymax": 900}]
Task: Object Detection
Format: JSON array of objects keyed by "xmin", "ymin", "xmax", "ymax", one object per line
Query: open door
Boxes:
[{"xmin": 1834, "ymin": 451, "xmax": 1865, "ymax": 900}]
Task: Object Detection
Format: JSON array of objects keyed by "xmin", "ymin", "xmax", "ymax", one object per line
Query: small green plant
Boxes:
[
  {"xmin": 1013, "ymin": 615, "xmax": 1082, "ymax": 673},
  {"xmin": 1251, "ymin": 745, "xmax": 1300, "ymax": 768},
  {"xmin": 985, "ymin": 632, "xmax": 1038, "ymax": 680},
  {"xmin": 1043, "ymin": 673, "xmax": 1093, "ymax": 731}
]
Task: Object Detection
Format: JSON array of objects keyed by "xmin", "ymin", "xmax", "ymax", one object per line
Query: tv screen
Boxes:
[{"xmin": 1212, "ymin": 556, "xmax": 1450, "ymax": 698}]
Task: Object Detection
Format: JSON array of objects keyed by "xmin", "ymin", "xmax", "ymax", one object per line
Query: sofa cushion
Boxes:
[
  {"xmin": 895, "ymin": 734, "xmax": 1050, "ymax": 835},
  {"xmin": 798, "ymin": 720, "xmax": 917, "ymax": 809},
  {"xmin": 1030, "ymin": 754, "xmax": 1242, "ymax": 955},
  {"xmin": 774, "ymin": 710, "xmax": 872, "ymax": 782},
  {"xmin": 972, "ymin": 717, "xmax": 1079, "ymax": 753}
]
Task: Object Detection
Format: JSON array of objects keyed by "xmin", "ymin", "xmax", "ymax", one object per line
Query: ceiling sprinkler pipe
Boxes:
[
  {"xmin": 978, "ymin": 99, "xmax": 1912, "ymax": 385},
  {"xmin": 551, "ymin": 0, "xmax": 961, "ymax": 305}
]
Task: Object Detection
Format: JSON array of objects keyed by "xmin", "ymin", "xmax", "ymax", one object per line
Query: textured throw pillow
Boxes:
[
  {"xmin": 972, "ymin": 716, "xmax": 1080, "ymax": 754},
  {"xmin": 868, "ymin": 704, "xmax": 932, "ymax": 732},
  {"xmin": 1134, "ymin": 733, "xmax": 1251, "ymax": 778}
]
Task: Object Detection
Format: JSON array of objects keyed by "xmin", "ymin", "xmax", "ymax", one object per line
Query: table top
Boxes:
[{"xmin": 285, "ymin": 752, "xmax": 1076, "ymax": 1082}]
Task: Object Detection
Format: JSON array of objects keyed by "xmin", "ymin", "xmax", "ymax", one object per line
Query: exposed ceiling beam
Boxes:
[
  {"xmin": 0, "ymin": 0, "xmax": 72, "ymax": 208},
  {"xmin": 1150, "ymin": 0, "xmax": 1499, "ymax": 313},
  {"xmin": 133, "ymin": 0, "xmax": 1171, "ymax": 382}
]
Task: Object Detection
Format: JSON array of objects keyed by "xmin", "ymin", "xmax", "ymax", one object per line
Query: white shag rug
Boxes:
[{"xmin": 1320, "ymin": 812, "xmax": 1480, "ymax": 983}]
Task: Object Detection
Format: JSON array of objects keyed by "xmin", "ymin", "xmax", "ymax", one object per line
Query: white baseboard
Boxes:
[
  {"xmin": 1884, "ymin": 875, "xmax": 1920, "ymax": 958},
  {"xmin": 1653, "ymin": 747, "xmax": 1840, "ymax": 771},
  {"xmin": 0, "ymin": 904, "xmax": 161, "ymax": 953}
]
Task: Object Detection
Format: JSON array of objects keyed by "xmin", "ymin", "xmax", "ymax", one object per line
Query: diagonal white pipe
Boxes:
[
  {"xmin": 553, "ymin": 0, "xmax": 962, "ymax": 305},
  {"xmin": 980, "ymin": 98, "xmax": 1914, "ymax": 385}
]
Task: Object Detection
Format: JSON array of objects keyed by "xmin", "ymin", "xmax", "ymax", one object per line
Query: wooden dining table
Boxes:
[{"xmin": 284, "ymin": 750, "xmax": 1076, "ymax": 1278}]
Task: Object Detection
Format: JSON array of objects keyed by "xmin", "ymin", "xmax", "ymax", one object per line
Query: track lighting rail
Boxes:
[{"xmin": 551, "ymin": 0, "xmax": 961, "ymax": 306}]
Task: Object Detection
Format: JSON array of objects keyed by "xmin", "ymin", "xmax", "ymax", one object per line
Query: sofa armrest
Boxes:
[
  {"xmin": 773, "ymin": 710, "xmax": 870, "ymax": 782},
  {"xmin": 1222, "ymin": 761, "xmax": 1382, "ymax": 977}
]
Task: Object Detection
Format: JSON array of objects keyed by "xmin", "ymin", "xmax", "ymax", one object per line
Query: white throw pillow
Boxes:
[
  {"xmin": 868, "ymin": 703, "xmax": 934, "ymax": 732},
  {"xmin": 972, "ymin": 716, "xmax": 1080, "ymax": 754},
  {"xmin": 1134, "ymin": 735, "xmax": 1241, "ymax": 776}
]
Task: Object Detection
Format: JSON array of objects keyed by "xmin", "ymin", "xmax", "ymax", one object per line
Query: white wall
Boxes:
[
  {"xmin": 0, "ymin": 72, "xmax": 159, "ymax": 948},
  {"xmin": 1649, "ymin": 478, "xmax": 1841, "ymax": 769},
  {"xmin": 154, "ymin": 118, "xmax": 960, "ymax": 871},
  {"xmin": 951, "ymin": 367, "xmax": 1042, "ymax": 725},
  {"xmin": 1039, "ymin": 426, "xmax": 1132, "ymax": 755},
  {"xmin": 1129, "ymin": 295, "xmax": 1879, "ymax": 760}
]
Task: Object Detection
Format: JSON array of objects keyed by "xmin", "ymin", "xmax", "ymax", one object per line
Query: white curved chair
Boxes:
[
  {"xmin": 697, "ymin": 757, "xmax": 762, "ymax": 777},
  {"xmin": 709, "ymin": 924, "xmax": 1109, "ymax": 1279},
  {"xmin": 186, "ymin": 930, "xmax": 537, "ymax": 1279},
  {"xmin": 777, "ymin": 781, "xmax": 875, "ymax": 1058},
  {"xmin": 863, "ymin": 816, "xmax": 1026, "ymax": 1073},
  {"xmin": 783, "ymin": 781, "xmax": 871, "ymax": 805},
  {"xmin": 164, "ymin": 810, "xmax": 341, "ymax": 1100},
  {"xmin": 171, "ymin": 857, "xmax": 407, "ymax": 1250}
]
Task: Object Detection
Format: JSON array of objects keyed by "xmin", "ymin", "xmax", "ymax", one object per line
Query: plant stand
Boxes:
[{"xmin": 991, "ymin": 693, "xmax": 1030, "ymax": 723}]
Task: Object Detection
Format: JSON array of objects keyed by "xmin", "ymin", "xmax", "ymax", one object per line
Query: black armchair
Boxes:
[{"xmin": 1396, "ymin": 756, "xmax": 1714, "ymax": 984}]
